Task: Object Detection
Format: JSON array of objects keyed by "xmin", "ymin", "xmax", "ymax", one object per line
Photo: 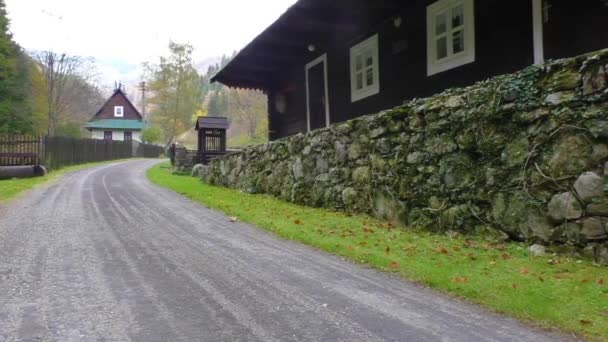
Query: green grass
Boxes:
[
  {"xmin": 148, "ymin": 162, "xmax": 608, "ymax": 340},
  {"xmin": 0, "ymin": 160, "xmax": 132, "ymax": 203}
]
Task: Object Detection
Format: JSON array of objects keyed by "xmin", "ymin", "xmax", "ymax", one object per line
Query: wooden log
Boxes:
[{"xmin": 0, "ymin": 165, "xmax": 47, "ymax": 180}]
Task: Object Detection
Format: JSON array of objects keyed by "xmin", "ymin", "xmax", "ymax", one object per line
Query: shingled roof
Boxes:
[{"xmin": 195, "ymin": 117, "xmax": 230, "ymax": 130}]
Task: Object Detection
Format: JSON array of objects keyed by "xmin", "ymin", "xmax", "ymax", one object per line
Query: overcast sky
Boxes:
[{"xmin": 5, "ymin": 0, "xmax": 296, "ymax": 92}]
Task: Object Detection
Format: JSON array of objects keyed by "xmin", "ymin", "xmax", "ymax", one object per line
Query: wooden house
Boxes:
[
  {"xmin": 86, "ymin": 87, "xmax": 146, "ymax": 142},
  {"xmin": 211, "ymin": 0, "xmax": 608, "ymax": 140}
]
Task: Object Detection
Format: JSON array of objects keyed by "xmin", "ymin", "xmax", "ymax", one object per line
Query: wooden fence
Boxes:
[
  {"xmin": 0, "ymin": 135, "xmax": 41, "ymax": 166},
  {"xmin": 0, "ymin": 135, "xmax": 164, "ymax": 169}
]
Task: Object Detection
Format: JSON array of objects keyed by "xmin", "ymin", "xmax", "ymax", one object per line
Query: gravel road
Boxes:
[{"xmin": 0, "ymin": 160, "xmax": 574, "ymax": 341}]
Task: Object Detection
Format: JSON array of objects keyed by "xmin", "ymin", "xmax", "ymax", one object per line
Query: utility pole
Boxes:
[{"xmin": 139, "ymin": 81, "xmax": 147, "ymax": 120}]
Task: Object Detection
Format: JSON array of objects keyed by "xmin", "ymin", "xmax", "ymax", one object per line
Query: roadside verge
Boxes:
[{"xmin": 148, "ymin": 162, "xmax": 608, "ymax": 340}]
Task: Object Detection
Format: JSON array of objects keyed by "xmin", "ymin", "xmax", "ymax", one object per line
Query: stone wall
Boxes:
[
  {"xmin": 173, "ymin": 145, "xmax": 198, "ymax": 173},
  {"xmin": 197, "ymin": 49, "xmax": 608, "ymax": 262}
]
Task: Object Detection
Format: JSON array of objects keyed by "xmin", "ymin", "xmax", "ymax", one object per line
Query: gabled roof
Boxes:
[
  {"xmin": 90, "ymin": 88, "xmax": 143, "ymax": 121},
  {"xmin": 195, "ymin": 117, "xmax": 230, "ymax": 130},
  {"xmin": 85, "ymin": 119, "xmax": 147, "ymax": 131},
  {"xmin": 211, "ymin": 0, "xmax": 404, "ymax": 90}
]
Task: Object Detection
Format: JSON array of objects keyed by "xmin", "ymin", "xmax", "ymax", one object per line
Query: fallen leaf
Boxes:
[
  {"xmin": 385, "ymin": 246, "xmax": 391, "ymax": 254},
  {"xmin": 501, "ymin": 253, "xmax": 512, "ymax": 260},
  {"xmin": 228, "ymin": 217, "xmax": 238, "ymax": 222},
  {"xmin": 450, "ymin": 276, "xmax": 469, "ymax": 284},
  {"xmin": 512, "ymin": 284, "xmax": 519, "ymax": 289},
  {"xmin": 579, "ymin": 319, "xmax": 593, "ymax": 325},
  {"xmin": 538, "ymin": 276, "xmax": 545, "ymax": 282},
  {"xmin": 597, "ymin": 278, "xmax": 605, "ymax": 285},
  {"xmin": 389, "ymin": 261, "xmax": 399, "ymax": 269},
  {"xmin": 519, "ymin": 268, "xmax": 530, "ymax": 275},
  {"xmin": 435, "ymin": 246, "xmax": 449, "ymax": 254},
  {"xmin": 294, "ymin": 219, "xmax": 301, "ymax": 225},
  {"xmin": 581, "ymin": 278, "xmax": 590, "ymax": 284}
]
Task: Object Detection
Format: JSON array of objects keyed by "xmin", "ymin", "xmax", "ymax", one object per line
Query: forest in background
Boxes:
[
  {"xmin": 145, "ymin": 46, "xmax": 268, "ymax": 148},
  {"xmin": 0, "ymin": 0, "xmax": 268, "ymax": 148},
  {"xmin": 0, "ymin": 0, "xmax": 105, "ymax": 138}
]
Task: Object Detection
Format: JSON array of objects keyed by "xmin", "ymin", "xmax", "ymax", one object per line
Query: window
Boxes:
[
  {"xmin": 104, "ymin": 131, "xmax": 113, "ymax": 141},
  {"xmin": 350, "ymin": 34, "xmax": 380, "ymax": 102},
  {"xmin": 427, "ymin": 0, "xmax": 475, "ymax": 76},
  {"xmin": 124, "ymin": 131, "xmax": 132, "ymax": 141},
  {"xmin": 114, "ymin": 106, "xmax": 124, "ymax": 117}
]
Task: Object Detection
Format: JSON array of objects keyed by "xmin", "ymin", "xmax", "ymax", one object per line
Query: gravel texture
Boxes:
[{"xmin": 0, "ymin": 160, "xmax": 574, "ymax": 341}]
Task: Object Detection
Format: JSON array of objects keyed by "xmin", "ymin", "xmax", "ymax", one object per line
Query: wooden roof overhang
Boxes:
[
  {"xmin": 196, "ymin": 116, "xmax": 230, "ymax": 130},
  {"xmin": 211, "ymin": 0, "xmax": 406, "ymax": 91}
]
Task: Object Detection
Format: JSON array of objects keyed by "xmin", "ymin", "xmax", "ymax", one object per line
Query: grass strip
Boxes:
[
  {"xmin": 0, "ymin": 159, "xmax": 133, "ymax": 203},
  {"xmin": 148, "ymin": 162, "xmax": 608, "ymax": 340}
]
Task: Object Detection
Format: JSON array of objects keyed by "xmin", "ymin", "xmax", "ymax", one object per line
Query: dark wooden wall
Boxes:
[
  {"xmin": 269, "ymin": 0, "xmax": 607, "ymax": 140},
  {"xmin": 93, "ymin": 90, "xmax": 143, "ymax": 121},
  {"xmin": 544, "ymin": 0, "xmax": 608, "ymax": 60}
]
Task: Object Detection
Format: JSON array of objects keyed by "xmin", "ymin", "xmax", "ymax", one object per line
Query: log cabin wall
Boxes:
[
  {"xmin": 543, "ymin": 0, "xmax": 608, "ymax": 60},
  {"xmin": 269, "ymin": 0, "xmax": 607, "ymax": 140}
]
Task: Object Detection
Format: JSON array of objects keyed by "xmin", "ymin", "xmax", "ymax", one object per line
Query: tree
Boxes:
[
  {"xmin": 146, "ymin": 42, "xmax": 203, "ymax": 143},
  {"xmin": 141, "ymin": 126, "xmax": 163, "ymax": 144},
  {"xmin": 0, "ymin": 0, "xmax": 31, "ymax": 134},
  {"xmin": 226, "ymin": 88, "xmax": 267, "ymax": 139},
  {"xmin": 35, "ymin": 51, "xmax": 94, "ymax": 136}
]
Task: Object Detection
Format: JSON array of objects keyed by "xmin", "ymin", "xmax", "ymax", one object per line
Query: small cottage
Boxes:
[
  {"xmin": 86, "ymin": 86, "xmax": 146, "ymax": 142},
  {"xmin": 211, "ymin": 0, "xmax": 608, "ymax": 140}
]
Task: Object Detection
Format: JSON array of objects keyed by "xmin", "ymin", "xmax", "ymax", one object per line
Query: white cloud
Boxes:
[{"xmin": 6, "ymin": 0, "xmax": 296, "ymax": 87}]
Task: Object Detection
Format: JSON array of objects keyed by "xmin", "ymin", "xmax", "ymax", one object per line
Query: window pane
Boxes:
[
  {"xmin": 365, "ymin": 51, "xmax": 373, "ymax": 67},
  {"xmin": 356, "ymin": 73, "xmax": 363, "ymax": 90},
  {"xmin": 436, "ymin": 37, "xmax": 448, "ymax": 60},
  {"xmin": 356, "ymin": 55, "xmax": 363, "ymax": 71},
  {"xmin": 366, "ymin": 68, "xmax": 374, "ymax": 86},
  {"xmin": 452, "ymin": 4, "xmax": 464, "ymax": 28},
  {"xmin": 452, "ymin": 29, "xmax": 464, "ymax": 53},
  {"xmin": 435, "ymin": 12, "xmax": 447, "ymax": 35}
]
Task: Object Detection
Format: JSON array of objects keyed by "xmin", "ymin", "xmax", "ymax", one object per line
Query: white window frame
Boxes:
[
  {"xmin": 427, "ymin": 0, "xmax": 475, "ymax": 76},
  {"xmin": 350, "ymin": 34, "xmax": 380, "ymax": 102},
  {"xmin": 305, "ymin": 54, "xmax": 330, "ymax": 132},
  {"xmin": 114, "ymin": 106, "xmax": 124, "ymax": 117}
]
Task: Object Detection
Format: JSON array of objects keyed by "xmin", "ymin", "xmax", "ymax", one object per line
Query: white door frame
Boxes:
[
  {"xmin": 305, "ymin": 54, "xmax": 330, "ymax": 132},
  {"xmin": 532, "ymin": 0, "xmax": 545, "ymax": 64}
]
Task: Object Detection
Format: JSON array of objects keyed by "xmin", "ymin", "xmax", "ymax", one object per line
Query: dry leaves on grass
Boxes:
[
  {"xmin": 450, "ymin": 276, "xmax": 469, "ymax": 284},
  {"xmin": 435, "ymin": 246, "xmax": 449, "ymax": 254}
]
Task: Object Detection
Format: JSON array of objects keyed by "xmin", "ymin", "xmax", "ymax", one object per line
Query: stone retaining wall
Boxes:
[
  {"xmin": 197, "ymin": 49, "xmax": 608, "ymax": 263},
  {"xmin": 173, "ymin": 145, "xmax": 197, "ymax": 173}
]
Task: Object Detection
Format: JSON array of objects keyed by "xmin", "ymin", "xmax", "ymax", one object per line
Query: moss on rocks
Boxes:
[{"xmin": 201, "ymin": 49, "xmax": 608, "ymax": 259}]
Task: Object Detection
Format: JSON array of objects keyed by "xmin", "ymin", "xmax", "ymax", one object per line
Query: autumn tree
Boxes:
[
  {"xmin": 34, "ymin": 51, "xmax": 95, "ymax": 136},
  {"xmin": 145, "ymin": 42, "xmax": 203, "ymax": 143},
  {"xmin": 226, "ymin": 88, "xmax": 267, "ymax": 139}
]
